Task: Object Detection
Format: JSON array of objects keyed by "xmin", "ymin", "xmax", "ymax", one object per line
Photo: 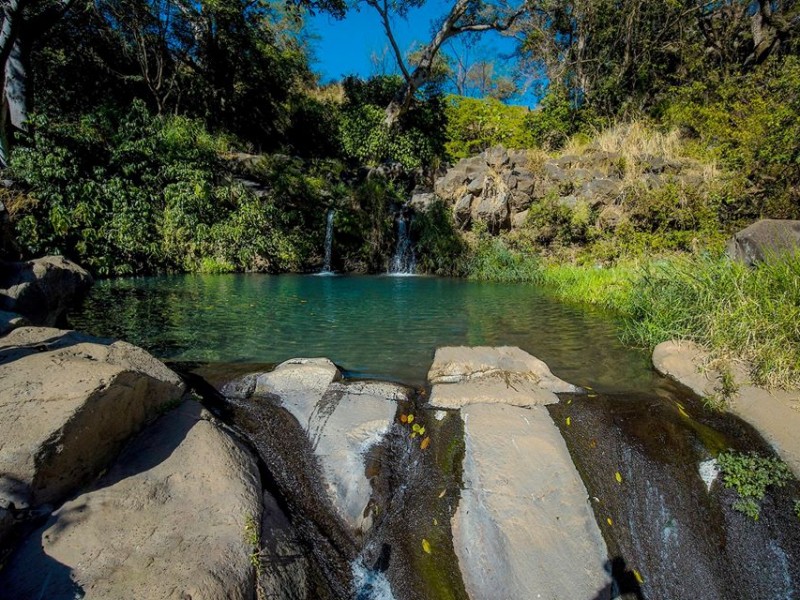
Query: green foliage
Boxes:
[
  {"xmin": 466, "ymin": 229, "xmax": 542, "ymax": 283},
  {"xmin": 444, "ymin": 95, "xmax": 537, "ymax": 159},
  {"xmin": 411, "ymin": 199, "xmax": 469, "ymax": 276},
  {"xmin": 526, "ymin": 87, "xmax": 599, "ymax": 150},
  {"xmin": 339, "ymin": 76, "xmax": 446, "ymax": 169},
  {"xmin": 663, "ymin": 57, "xmax": 800, "ymax": 219},
  {"xmin": 625, "ymin": 253, "xmax": 800, "ymax": 389},
  {"xmin": 243, "ymin": 513, "xmax": 262, "ymax": 574},
  {"xmin": 10, "ymin": 102, "xmax": 332, "ymax": 275},
  {"xmin": 717, "ymin": 451, "xmax": 793, "ymax": 520},
  {"xmin": 795, "ymin": 499, "xmax": 800, "ymax": 521}
]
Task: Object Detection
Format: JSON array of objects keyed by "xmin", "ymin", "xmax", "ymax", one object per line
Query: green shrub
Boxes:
[
  {"xmin": 625, "ymin": 253, "xmax": 800, "ymax": 388},
  {"xmin": 466, "ymin": 230, "xmax": 541, "ymax": 283},
  {"xmin": 717, "ymin": 451, "xmax": 793, "ymax": 520},
  {"xmin": 444, "ymin": 95, "xmax": 537, "ymax": 159},
  {"xmin": 412, "ymin": 200, "xmax": 469, "ymax": 276}
]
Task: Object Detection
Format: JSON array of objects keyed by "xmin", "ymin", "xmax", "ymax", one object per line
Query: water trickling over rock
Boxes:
[
  {"xmin": 389, "ymin": 211, "xmax": 416, "ymax": 275},
  {"xmin": 321, "ymin": 209, "xmax": 335, "ymax": 274}
]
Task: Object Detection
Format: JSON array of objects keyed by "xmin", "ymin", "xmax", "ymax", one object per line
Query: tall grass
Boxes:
[
  {"xmin": 466, "ymin": 236, "xmax": 542, "ymax": 283},
  {"xmin": 626, "ymin": 253, "xmax": 800, "ymax": 389}
]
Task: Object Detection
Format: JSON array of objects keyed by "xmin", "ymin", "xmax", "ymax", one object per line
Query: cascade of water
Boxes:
[
  {"xmin": 321, "ymin": 208, "xmax": 335, "ymax": 274},
  {"xmin": 389, "ymin": 211, "xmax": 416, "ymax": 275}
]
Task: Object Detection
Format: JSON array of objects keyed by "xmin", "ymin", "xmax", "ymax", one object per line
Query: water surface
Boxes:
[{"xmin": 72, "ymin": 273, "xmax": 655, "ymax": 392}]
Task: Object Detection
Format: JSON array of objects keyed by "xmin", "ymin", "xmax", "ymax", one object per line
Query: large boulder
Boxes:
[
  {"xmin": 652, "ymin": 340, "xmax": 800, "ymax": 476},
  {"xmin": 0, "ymin": 256, "xmax": 93, "ymax": 326},
  {"xmin": 726, "ymin": 219, "xmax": 800, "ymax": 266},
  {"xmin": 427, "ymin": 346, "xmax": 579, "ymax": 409},
  {"xmin": 0, "ymin": 401, "xmax": 262, "ymax": 600},
  {"xmin": 0, "ymin": 327, "xmax": 185, "ymax": 545},
  {"xmin": 238, "ymin": 358, "xmax": 407, "ymax": 535}
]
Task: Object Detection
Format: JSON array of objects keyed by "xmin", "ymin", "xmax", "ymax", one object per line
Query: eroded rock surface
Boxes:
[
  {"xmin": 453, "ymin": 403, "xmax": 611, "ymax": 600},
  {"xmin": 653, "ymin": 340, "xmax": 800, "ymax": 476},
  {"xmin": 0, "ymin": 256, "xmax": 93, "ymax": 326},
  {"xmin": 0, "ymin": 401, "xmax": 262, "ymax": 600},
  {"xmin": 428, "ymin": 346, "xmax": 579, "ymax": 409},
  {"xmin": 234, "ymin": 358, "xmax": 407, "ymax": 535},
  {"xmin": 0, "ymin": 327, "xmax": 185, "ymax": 544}
]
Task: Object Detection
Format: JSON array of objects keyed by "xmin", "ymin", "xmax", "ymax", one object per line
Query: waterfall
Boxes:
[
  {"xmin": 321, "ymin": 208, "xmax": 335, "ymax": 274},
  {"xmin": 389, "ymin": 211, "xmax": 416, "ymax": 275}
]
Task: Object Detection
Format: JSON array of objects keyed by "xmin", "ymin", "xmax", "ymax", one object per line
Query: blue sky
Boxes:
[{"xmin": 305, "ymin": 1, "xmax": 538, "ymax": 106}]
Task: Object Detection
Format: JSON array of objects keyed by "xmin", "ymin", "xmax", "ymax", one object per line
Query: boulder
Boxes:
[
  {"xmin": 578, "ymin": 178, "xmax": 622, "ymax": 205},
  {"xmin": 653, "ymin": 340, "xmax": 800, "ymax": 477},
  {"xmin": 409, "ymin": 191, "xmax": 437, "ymax": 212},
  {"xmin": 511, "ymin": 209, "xmax": 529, "ymax": 230},
  {"xmin": 472, "ymin": 192, "xmax": 509, "ymax": 234},
  {"xmin": 427, "ymin": 346, "xmax": 579, "ymax": 410},
  {"xmin": 0, "ymin": 309, "xmax": 28, "ymax": 335},
  {"xmin": 483, "ymin": 146, "xmax": 510, "ymax": 169},
  {"xmin": 454, "ymin": 194, "xmax": 474, "ymax": 228},
  {"xmin": 452, "ymin": 402, "xmax": 611, "ymax": 600},
  {"xmin": 0, "ymin": 327, "xmax": 185, "ymax": 544},
  {"xmin": 250, "ymin": 359, "xmax": 406, "ymax": 535},
  {"xmin": 726, "ymin": 219, "xmax": 800, "ymax": 266},
  {"xmin": 0, "ymin": 256, "xmax": 93, "ymax": 326},
  {"xmin": 0, "ymin": 401, "xmax": 262, "ymax": 600}
]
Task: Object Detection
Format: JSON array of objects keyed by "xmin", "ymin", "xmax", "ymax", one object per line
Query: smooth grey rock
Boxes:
[
  {"xmin": 725, "ymin": 219, "xmax": 800, "ymax": 266},
  {"xmin": 0, "ymin": 401, "xmax": 262, "ymax": 600},
  {"xmin": 453, "ymin": 403, "xmax": 611, "ymax": 600},
  {"xmin": 483, "ymin": 146, "xmax": 510, "ymax": 169},
  {"xmin": 466, "ymin": 176, "xmax": 485, "ymax": 195},
  {"xmin": 253, "ymin": 359, "xmax": 405, "ymax": 534},
  {"xmin": 507, "ymin": 149, "xmax": 530, "ymax": 167},
  {"xmin": 0, "ymin": 256, "xmax": 93, "ymax": 326},
  {"xmin": 653, "ymin": 340, "xmax": 800, "ymax": 477},
  {"xmin": 0, "ymin": 327, "xmax": 185, "ymax": 546},
  {"xmin": 428, "ymin": 346, "xmax": 579, "ymax": 409}
]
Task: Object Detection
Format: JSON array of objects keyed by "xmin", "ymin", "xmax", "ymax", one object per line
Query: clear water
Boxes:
[{"xmin": 71, "ymin": 273, "xmax": 657, "ymax": 391}]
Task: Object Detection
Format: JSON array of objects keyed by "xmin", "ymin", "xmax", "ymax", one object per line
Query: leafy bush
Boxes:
[
  {"xmin": 444, "ymin": 95, "xmax": 537, "ymax": 159},
  {"xmin": 412, "ymin": 199, "xmax": 469, "ymax": 276},
  {"xmin": 663, "ymin": 56, "xmax": 800, "ymax": 220},
  {"xmin": 339, "ymin": 76, "xmax": 446, "ymax": 170},
  {"xmin": 717, "ymin": 451, "xmax": 793, "ymax": 520},
  {"xmin": 466, "ymin": 229, "xmax": 541, "ymax": 283}
]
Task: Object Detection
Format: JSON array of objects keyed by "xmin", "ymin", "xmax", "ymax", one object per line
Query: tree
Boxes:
[
  {"xmin": 364, "ymin": 0, "xmax": 526, "ymax": 126},
  {"xmin": 0, "ymin": 0, "xmax": 79, "ymax": 164}
]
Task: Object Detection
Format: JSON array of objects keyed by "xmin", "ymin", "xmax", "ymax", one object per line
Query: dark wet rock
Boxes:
[
  {"xmin": 550, "ymin": 389, "xmax": 800, "ymax": 600},
  {"xmin": 454, "ymin": 194, "xmax": 473, "ymax": 228},
  {"xmin": 578, "ymin": 178, "xmax": 622, "ymax": 204},
  {"xmin": 0, "ymin": 327, "xmax": 185, "ymax": 547},
  {"xmin": 0, "ymin": 401, "xmax": 262, "ymax": 600},
  {"xmin": 726, "ymin": 219, "xmax": 800, "ymax": 266},
  {"xmin": 0, "ymin": 256, "xmax": 93, "ymax": 326},
  {"xmin": 0, "ymin": 309, "xmax": 27, "ymax": 335},
  {"xmin": 653, "ymin": 340, "xmax": 800, "ymax": 476}
]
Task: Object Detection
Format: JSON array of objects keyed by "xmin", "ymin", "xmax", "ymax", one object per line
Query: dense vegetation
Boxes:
[{"xmin": 0, "ymin": 0, "xmax": 798, "ymax": 385}]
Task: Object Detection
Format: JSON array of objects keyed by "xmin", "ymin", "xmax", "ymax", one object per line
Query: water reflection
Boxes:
[{"xmin": 72, "ymin": 274, "xmax": 656, "ymax": 392}]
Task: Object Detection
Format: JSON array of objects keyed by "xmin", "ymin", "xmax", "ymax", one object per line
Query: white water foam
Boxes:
[{"xmin": 352, "ymin": 559, "xmax": 395, "ymax": 600}]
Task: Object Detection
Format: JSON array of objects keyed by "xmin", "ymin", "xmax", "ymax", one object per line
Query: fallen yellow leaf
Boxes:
[
  {"xmin": 422, "ymin": 539, "xmax": 432, "ymax": 554},
  {"xmin": 438, "ymin": 489, "xmax": 446, "ymax": 498},
  {"xmin": 400, "ymin": 414, "xmax": 408, "ymax": 424},
  {"xmin": 607, "ymin": 517, "xmax": 613, "ymax": 526},
  {"xmin": 633, "ymin": 569, "xmax": 644, "ymax": 584},
  {"xmin": 407, "ymin": 414, "xmax": 415, "ymax": 424},
  {"xmin": 566, "ymin": 416, "xmax": 572, "ymax": 427},
  {"xmin": 420, "ymin": 436, "xmax": 431, "ymax": 450},
  {"xmin": 615, "ymin": 471, "xmax": 623, "ymax": 484}
]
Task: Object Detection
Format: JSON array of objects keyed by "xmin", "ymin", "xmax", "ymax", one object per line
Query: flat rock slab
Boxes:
[
  {"xmin": 453, "ymin": 403, "xmax": 611, "ymax": 600},
  {"xmin": 0, "ymin": 327, "xmax": 185, "ymax": 542},
  {"xmin": 653, "ymin": 340, "xmax": 800, "ymax": 477},
  {"xmin": 428, "ymin": 346, "xmax": 578, "ymax": 409},
  {"xmin": 0, "ymin": 401, "xmax": 262, "ymax": 600},
  {"xmin": 245, "ymin": 358, "xmax": 406, "ymax": 534}
]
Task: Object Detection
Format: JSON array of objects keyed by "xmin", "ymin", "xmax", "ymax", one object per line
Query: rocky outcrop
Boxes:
[
  {"xmin": 428, "ymin": 346, "xmax": 579, "ymax": 409},
  {"xmin": 652, "ymin": 340, "xmax": 800, "ymax": 476},
  {"xmin": 0, "ymin": 401, "xmax": 262, "ymax": 600},
  {"xmin": 0, "ymin": 327, "xmax": 185, "ymax": 545},
  {"xmin": 725, "ymin": 219, "xmax": 800, "ymax": 266},
  {"xmin": 428, "ymin": 346, "xmax": 610, "ymax": 599},
  {"xmin": 0, "ymin": 256, "xmax": 93, "ymax": 327},
  {"xmin": 229, "ymin": 358, "xmax": 408, "ymax": 535},
  {"xmin": 431, "ymin": 145, "xmax": 702, "ymax": 235}
]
